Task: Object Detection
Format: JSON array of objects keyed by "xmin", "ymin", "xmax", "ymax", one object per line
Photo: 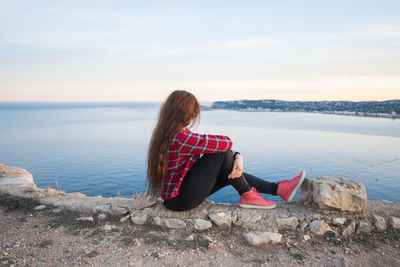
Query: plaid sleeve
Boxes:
[{"xmin": 177, "ymin": 131, "xmax": 233, "ymax": 155}]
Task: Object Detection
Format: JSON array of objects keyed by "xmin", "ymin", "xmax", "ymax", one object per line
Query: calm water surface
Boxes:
[{"xmin": 1, "ymin": 103, "xmax": 399, "ymax": 203}]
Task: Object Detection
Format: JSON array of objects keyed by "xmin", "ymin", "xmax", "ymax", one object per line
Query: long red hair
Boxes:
[{"xmin": 147, "ymin": 90, "xmax": 200, "ymax": 197}]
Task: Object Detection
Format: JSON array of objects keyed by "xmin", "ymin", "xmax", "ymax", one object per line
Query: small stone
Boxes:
[
  {"xmin": 153, "ymin": 216, "xmax": 163, "ymax": 226},
  {"xmin": 92, "ymin": 205, "xmax": 110, "ymax": 214},
  {"xmin": 276, "ymin": 217, "xmax": 299, "ymax": 230},
  {"xmin": 185, "ymin": 234, "xmax": 195, "ymax": 241},
  {"xmin": 357, "ymin": 220, "xmax": 372, "ymax": 234},
  {"xmin": 342, "ymin": 220, "xmax": 356, "ymax": 236},
  {"xmin": 34, "ymin": 205, "xmax": 46, "ymax": 211},
  {"xmin": 332, "ymin": 218, "xmax": 347, "ymax": 226},
  {"xmin": 300, "ymin": 221, "xmax": 309, "ymax": 232},
  {"xmin": 76, "ymin": 216, "xmax": 94, "ymax": 222},
  {"xmin": 193, "ymin": 219, "xmax": 212, "ymax": 231},
  {"xmin": 389, "ymin": 216, "xmax": 400, "ymax": 229},
  {"xmin": 132, "ymin": 197, "xmax": 157, "ymax": 210},
  {"xmin": 208, "ymin": 211, "xmax": 232, "ymax": 228},
  {"xmin": 304, "ymin": 235, "xmax": 311, "ymax": 241},
  {"xmin": 133, "ymin": 239, "xmax": 141, "ymax": 247},
  {"xmin": 163, "ymin": 218, "xmax": 186, "ymax": 229},
  {"xmin": 244, "ymin": 215, "xmax": 262, "ymax": 224},
  {"xmin": 231, "ymin": 213, "xmax": 238, "ymax": 224},
  {"xmin": 243, "ymin": 231, "xmax": 283, "ymax": 246},
  {"xmin": 109, "ymin": 206, "xmax": 128, "ymax": 216},
  {"xmin": 120, "ymin": 214, "xmax": 130, "ymax": 222},
  {"xmin": 104, "ymin": 224, "xmax": 117, "ymax": 231},
  {"xmin": 309, "ymin": 220, "xmax": 332, "ymax": 235},
  {"xmin": 97, "ymin": 213, "xmax": 106, "ymax": 220},
  {"xmin": 373, "ymin": 215, "xmax": 387, "ymax": 231},
  {"xmin": 131, "ymin": 214, "xmax": 148, "ymax": 225}
]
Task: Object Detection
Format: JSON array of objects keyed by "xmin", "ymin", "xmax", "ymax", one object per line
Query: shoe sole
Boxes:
[
  {"xmin": 238, "ymin": 203, "xmax": 277, "ymax": 209},
  {"xmin": 287, "ymin": 170, "xmax": 306, "ymax": 202}
]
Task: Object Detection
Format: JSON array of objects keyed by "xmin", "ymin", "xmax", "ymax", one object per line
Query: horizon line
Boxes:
[{"xmin": 1, "ymin": 99, "xmax": 400, "ymax": 103}]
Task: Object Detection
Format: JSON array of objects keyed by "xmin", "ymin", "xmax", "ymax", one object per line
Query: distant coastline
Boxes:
[{"xmin": 209, "ymin": 100, "xmax": 400, "ymax": 119}]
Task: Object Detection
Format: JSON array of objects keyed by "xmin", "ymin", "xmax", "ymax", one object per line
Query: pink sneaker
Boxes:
[
  {"xmin": 239, "ymin": 187, "xmax": 276, "ymax": 209},
  {"xmin": 277, "ymin": 170, "xmax": 306, "ymax": 202}
]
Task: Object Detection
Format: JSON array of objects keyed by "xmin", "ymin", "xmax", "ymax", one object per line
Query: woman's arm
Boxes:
[{"xmin": 177, "ymin": 130, "xmax": 232, "ymax": 156}]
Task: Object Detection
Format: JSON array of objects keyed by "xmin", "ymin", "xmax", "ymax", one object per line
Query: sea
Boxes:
[{"xmin": 1, "ymin": 102, "xmax": 399, "ymax": 203}]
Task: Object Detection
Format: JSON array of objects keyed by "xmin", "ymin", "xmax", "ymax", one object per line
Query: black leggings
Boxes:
[{"xmin": 163, "ymin": 150, "xmax": 278, "ymax": 211}]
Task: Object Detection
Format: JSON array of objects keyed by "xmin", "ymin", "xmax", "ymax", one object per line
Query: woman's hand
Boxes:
[{"xmin": 228, "ymin": 153, "xmax": 243, "ymax": 179}]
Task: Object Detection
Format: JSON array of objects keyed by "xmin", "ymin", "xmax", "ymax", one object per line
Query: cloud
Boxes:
[
  {"xmin": 349, "ymin": 25, "xmax": 400, "ymax": 39},
  {"xmin": 224, "ymin": 37, "xmax": 292, "ymax": 48},
  {"xmin": 158, "ymin": 74, "xmax": 400, "ymax": 95}
]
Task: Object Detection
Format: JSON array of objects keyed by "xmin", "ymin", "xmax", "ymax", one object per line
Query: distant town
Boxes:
[{"xmin": 209, "ymin": 100, "xmax": 400, "ymax": 119}]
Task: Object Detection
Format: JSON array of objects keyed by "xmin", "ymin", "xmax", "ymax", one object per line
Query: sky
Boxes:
[{"xmin": 1, "ymin": 0, "xmax": 400, "ymax": 102}]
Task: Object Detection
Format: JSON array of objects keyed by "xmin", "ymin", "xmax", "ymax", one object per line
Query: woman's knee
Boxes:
[
  {"xmin": 203, "ymin": 150, "xmax": 233, "ymax": 165},
  {"xmin": 201, "ymin": 150, "xmax": 230, "ymax": 160}
]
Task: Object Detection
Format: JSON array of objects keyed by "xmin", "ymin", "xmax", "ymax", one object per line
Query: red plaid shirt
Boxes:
[{"xmin": 162, "ymin": 129, "xmax": 233, "ymax": 200}]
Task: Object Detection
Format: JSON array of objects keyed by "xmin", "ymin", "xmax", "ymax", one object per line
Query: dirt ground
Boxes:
[{"xmin": 1, "ymin": 197, "xmax": 400, "ymax": 267}]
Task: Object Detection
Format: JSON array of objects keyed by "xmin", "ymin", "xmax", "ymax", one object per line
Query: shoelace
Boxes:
[{"xmin": 252, "ymin": 188, "xmax": 265, "ymax": 200}]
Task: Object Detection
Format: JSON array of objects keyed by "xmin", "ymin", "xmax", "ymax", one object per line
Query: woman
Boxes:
[{"xmin": 147, "ymin": 90, "xmax": 306, "ymax": 211}]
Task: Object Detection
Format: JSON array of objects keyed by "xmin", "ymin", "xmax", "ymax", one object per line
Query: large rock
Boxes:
[
  {"xmin": 0, "ymin": 165, "xmax": 34, "ymax": 186},
  {"xmin": 300, "ymin": 177, "xmax": 367, "ymax": 211},
  {"xmin": 243, "ymin": 231, "xmax": 282, "ymax": 246}
]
